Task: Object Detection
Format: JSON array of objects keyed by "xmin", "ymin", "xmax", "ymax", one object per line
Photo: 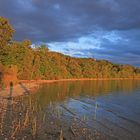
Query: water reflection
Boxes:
[
  {"xmin": 31, "ymin": 80, "xmax": 140, "ymax": 107},
  {"xmin": 1, "ymin": 80, "xmax": 140, "ymax": 140},
  {"xmin": 28, "ymin": 80, "xmax": 140, "ymax": 140}
]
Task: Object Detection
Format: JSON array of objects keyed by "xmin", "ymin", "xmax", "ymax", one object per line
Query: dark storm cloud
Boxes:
[
  {"xmin": 1, "ymin": 0, "xmax": 140, "ymax": 41},
  {"xmin": 0, "ymin": 0, "xmax": 140, "ymax": 66}
]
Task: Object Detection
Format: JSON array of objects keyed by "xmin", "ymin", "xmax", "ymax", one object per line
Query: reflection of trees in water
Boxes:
[{"xmin": 30, "ymin": 80, "xmax": 140, "ymax": 108}]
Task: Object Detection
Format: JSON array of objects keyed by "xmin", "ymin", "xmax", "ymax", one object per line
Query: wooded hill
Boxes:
[{"xmin": 0, "ymin": 17, "xmax": 140, "ymax": 82}]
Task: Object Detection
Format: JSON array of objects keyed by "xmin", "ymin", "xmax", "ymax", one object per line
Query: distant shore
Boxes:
[{"xmin": 0, "ymin": 78, "xmax": 140, "ymax": 98}]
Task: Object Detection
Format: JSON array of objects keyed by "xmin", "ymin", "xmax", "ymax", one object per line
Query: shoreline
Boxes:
[
  {"xmin": 0, "ymin": 78, "xmax": 140, "ymax": 98},
  {"xmin": 20, "ymin": 77, "xmax": 140, "ymax": 83}
]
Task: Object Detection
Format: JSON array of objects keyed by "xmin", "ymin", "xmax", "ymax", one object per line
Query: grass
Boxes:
[
  {"xmin": 0, "ymin": 95, "xmax": 70, "ymax": 140},
  {"xmin": 0, "ymin": 96, "xmax": 42, "ymax": 139}
]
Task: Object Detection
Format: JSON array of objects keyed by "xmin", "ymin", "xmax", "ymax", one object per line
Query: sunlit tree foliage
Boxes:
[{"xmin": 0, "ymin": 17, "xmax": 140, "ymax": 81}]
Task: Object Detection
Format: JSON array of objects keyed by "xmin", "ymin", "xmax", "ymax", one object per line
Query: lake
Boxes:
[{"xmin": 1, "ymin": 80, "xmax": 140, "ymax": 140}]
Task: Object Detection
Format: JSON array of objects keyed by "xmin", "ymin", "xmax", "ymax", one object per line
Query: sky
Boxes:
[{"xmin": 0, "ymin": 0, "xmax": 140, "ymax": 66}]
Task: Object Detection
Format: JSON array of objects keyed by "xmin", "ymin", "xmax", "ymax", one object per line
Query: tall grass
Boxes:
[{"xmin": 0, "ymin": 96, "xmax": 46, "ymax": 139}]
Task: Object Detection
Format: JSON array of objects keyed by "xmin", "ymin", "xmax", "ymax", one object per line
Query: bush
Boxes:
[{"xmin": 1, "ymin": 65, "xmax": 18, "ymax": 87}]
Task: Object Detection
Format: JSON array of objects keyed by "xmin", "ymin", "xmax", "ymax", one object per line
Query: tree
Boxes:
[
  {"xmin": 0, "ymin": 17, "xmax": 14, "ymax": 47},
  {"xmin": 22, "ymin": 39, "xmax": 32, "ymax": 48},
  {"xmin": 0, "ymin": 17, "xmax": 140, "ymax": 81},
  {"xmin": 31, "ymin": 53, "xmax": 41, "ymax": 79},
  {"xmin": 66, "ymin": 58, "xmax": 82, "ymax": 78}
]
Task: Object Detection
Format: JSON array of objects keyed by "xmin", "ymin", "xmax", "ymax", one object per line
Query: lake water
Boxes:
[
  {"xmin": 1, "ymin": 80, "xmax": 140, "ymax": 140},
  {"xmin": 29, "ymin": 80, "xmax": 140, "ymax": 140}
]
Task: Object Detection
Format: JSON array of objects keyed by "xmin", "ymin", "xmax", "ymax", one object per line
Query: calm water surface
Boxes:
[{"xmin": 30, "ymin": 80, "xmax": 140, "ymax": 140}]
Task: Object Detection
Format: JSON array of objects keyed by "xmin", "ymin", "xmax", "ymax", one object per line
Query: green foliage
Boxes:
[
  {"xmin": 0, "ymin": 17, "xmax": 14, "ymax": 47},
  {"xmin": 0, "ymin": 17, "xmax": 140, "ymax": 80}
]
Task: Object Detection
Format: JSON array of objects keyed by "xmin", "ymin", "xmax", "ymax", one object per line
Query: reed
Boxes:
[
  {"xmin": 0, "ymin": 95, "xmax": 64, "ymax": 139},
  {"xmin": 60, "ymin": 129, "xmax": 63, "ymax": 140},
  {"xmin": 31, "ymin": 116, "xmax": 37, "ymax": 139}
]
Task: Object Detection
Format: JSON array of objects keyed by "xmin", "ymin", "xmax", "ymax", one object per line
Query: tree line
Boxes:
[{"xmin": 0, "ymin": 17, "xmax": 140, "ymax": 82}]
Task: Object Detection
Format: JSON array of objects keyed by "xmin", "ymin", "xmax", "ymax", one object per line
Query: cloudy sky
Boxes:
[{"xmin": 0, "ymin": 0, "xmax": 140, "ymax": 66}]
